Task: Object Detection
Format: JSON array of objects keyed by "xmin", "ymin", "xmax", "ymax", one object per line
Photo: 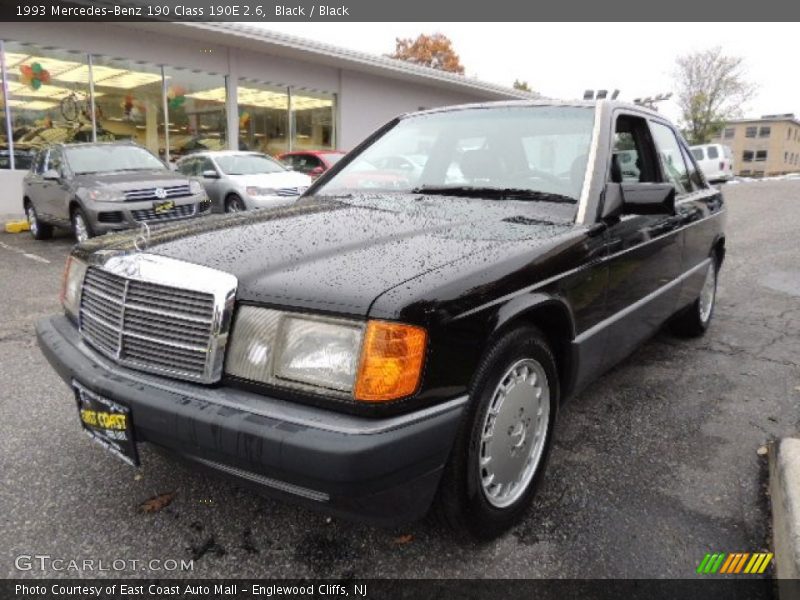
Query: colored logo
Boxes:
[{"xmin": 697, "ymin": 552, "xmax": 773, "ymax": 575}]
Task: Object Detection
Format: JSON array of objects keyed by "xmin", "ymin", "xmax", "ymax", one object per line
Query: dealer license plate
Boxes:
[
  {"xmin": 153, "ymin": 199, "xmax": 175, "ymax": 214},
  {"xmin": 73, "ymin": 381, "xmax": 139, "ymax": 466}
]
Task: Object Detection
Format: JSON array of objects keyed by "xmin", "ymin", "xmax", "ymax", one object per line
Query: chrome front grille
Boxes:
[
  {"xmin": 131, "ymin": 203, "xmax": 196, "ymax": 223},
  {"xmin": 124, "ymin": 185, "xmax": 192, "ymax": 202},
  {"xmin": 77, "ymin": 255, "xmax": 237, "ymax": 383}
]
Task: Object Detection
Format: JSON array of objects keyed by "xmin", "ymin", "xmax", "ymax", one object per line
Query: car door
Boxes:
[
  {"xmin": 196, "ymin": 156, "xmax": 224, "ymax": 209},
  {"xmin": 595, "ymin": 112, "xmax": 686, "ymax": 371},
  {"xmin": 672, "ymin": 135, "xmax": 725, "ymax": 310},
  {"xmin": 42, "ymin": 146, "xmax": 72, "ymax": 223},
  {"xmin": 46, "ymin": 146, "xmax": 72, "ymax": 222},
  {"xmin": 25, "ymin": 149, "xmax": 50, "ymax": 219}
]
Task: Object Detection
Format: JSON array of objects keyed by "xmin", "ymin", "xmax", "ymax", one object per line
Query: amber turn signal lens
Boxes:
[{"xmin": 354, "ymin": 321, "xmax": 427, "ymax": 402}]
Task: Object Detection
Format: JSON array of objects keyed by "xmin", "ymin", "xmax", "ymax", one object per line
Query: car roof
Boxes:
[
  {"xmin": 279, "ymin": 150, "xmax": 345, "ymax": 156},
  {"xmin": 176, "ymin": 150, "xmax": 271, "ymax": 161},
  {"xmin": 52, "ymin": 141, "xmax": 140, "ymax": 149},
  {"xmin": 405, "ymin": 99, "xmax": 664, "ymax": 120}
]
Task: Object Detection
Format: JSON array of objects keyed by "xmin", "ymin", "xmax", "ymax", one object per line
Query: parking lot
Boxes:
[{"xmin": 1, "ymin": 180, "xmax": 798, "ymax": 581}]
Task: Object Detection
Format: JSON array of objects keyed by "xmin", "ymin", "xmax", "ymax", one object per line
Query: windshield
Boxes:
[
  {"xmin": 315, "ymin": 106, "xmax": 595, "ymax": 203},
  {"xmin": 215, "ymin": 153, "xmax": 286, "ymax": 175},
  {"xmin": 65, "ymin": 145, "xmax": 166, "ymax": 175}
]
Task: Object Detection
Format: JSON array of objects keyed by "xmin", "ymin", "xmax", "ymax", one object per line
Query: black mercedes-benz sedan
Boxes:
[{"xmin": 36, "ymin": 101, "xmax": 725, "ymax": 539}]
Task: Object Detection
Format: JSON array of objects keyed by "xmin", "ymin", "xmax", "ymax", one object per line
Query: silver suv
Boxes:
[{"xmin": 23, "ymin": 142, "xmax": 210, "ymax": 243}]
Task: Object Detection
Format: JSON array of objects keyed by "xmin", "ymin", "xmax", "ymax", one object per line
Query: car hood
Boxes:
[
  {"xmin": 77, "ymin": 194, "xmax": 575, "ymax": 316},
  {"xmin": 73, "ymin": 170, "xmax": 190, "ymax": 191},
  {"xmin": 227, "ymin": 171, "xmax": 312, "ymax": 188}
]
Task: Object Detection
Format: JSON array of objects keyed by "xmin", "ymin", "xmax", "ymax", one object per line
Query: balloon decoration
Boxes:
[
  {"xmin": 19, "ymin": 63, "xmax": 51, "ymax": 91},
  {"xmin": 239, "ymin": 111, "xmax": 251, "ymax": 129},
  {"xmin": 167, "ymin": 85, "xmax": 187, "ymax": 110},
  {"xmin": 120, "ymin": 95, "xmax": 146, "ymax": 121},
  {"xmin": 122, "ymin": 94, "xmax": 134, "ymax": 118}
]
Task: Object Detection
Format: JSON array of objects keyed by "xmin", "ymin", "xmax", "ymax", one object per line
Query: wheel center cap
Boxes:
[{"xmin": 509, "ymin": 421, "xmax": 526, "ymax": 449}]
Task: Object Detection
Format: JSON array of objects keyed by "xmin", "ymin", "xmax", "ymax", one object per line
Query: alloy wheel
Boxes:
[{"xmin": 479, "ymin": 358, "xmax": 551, "ymax": 508}]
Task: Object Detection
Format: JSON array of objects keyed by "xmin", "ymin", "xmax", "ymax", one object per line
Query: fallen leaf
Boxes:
[
  {"xmin": 757, "ymin": 445, "xmax": 768, "ymax": 456},
  {"xmin": 140, "ymin": 491, "xmax": 176, "ymax": 513},
  {"xmin": 393, "ymin": 534, "xmax": 414, "ymax": 545},
  {"xmin": 134, "ymin": 473, "xmax": 143, "ymax": 481}
]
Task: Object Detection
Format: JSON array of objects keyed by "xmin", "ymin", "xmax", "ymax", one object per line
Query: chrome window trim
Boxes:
[{"xmin": 80, "ymin": 252, "xmax": 237, "ymax": 384}]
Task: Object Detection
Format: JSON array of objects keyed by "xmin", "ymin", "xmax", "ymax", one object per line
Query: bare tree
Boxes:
[{"xmin": 674, "ymin": 47, "xmax": 755, "ymax": 144}]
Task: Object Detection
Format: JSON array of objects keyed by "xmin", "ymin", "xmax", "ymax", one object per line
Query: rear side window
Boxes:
[
  {"xmin": 707, "ymin": 146, "xmax": 719, "ymax": 159},
  {"xmin": 176, "ymin": 158, "xmax": 195, "ymax": 176},
  {"xmin": 680, "ymin": 144, "xmax": 705, "ymax": 190},
  {"xmin": 650, "ymin": 121, "xmax": 691, "ymax": 195},
  {"xmin": 691, "ymin": 148, "xmax": 704, "ymax": 160}
]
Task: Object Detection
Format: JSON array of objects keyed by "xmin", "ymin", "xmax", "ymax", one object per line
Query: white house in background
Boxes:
[{"xmin": 0, "ymin": 22, "xmax": 531, "ymax": 214}]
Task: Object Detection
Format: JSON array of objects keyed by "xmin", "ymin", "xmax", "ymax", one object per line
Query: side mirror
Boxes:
[
  {"xmin": 42, "ymin": 169, "xmax": 61, "ymax": 180},
  {"xmin": 202, "ymin": 170, "xmax": 220, "ymax": 179},
  {"xmin": 602, "ymin": 182, "xmax": 676, "ymax": 219}
]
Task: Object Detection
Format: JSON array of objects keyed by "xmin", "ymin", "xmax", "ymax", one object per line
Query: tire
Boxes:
[
  {"xmin": 669, "ymin": 259, "xmax": 718, "ymax": 338},
  {"xmin": 225, "ymin": 194, "xmax": 246, "ymax": 213},
  {"xmin": 70, "ymin": 206, "xmax": 94, "ymax": 244},
  {"xmin": 436, "ymin": 326, "xmax": 558, "ymax": 540},
  {"xmin": 25, "ymin": 202, "xmax": 53, "ymax": 241}
]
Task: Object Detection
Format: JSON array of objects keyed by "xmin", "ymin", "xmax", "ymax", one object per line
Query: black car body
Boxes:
[
  {"xmin": 22, "ymin": 142, "xmax": 211, "ymax": 243},
  {"xmin": 36, "ymin": 101, "xmax": 725, "ymax": 537}
]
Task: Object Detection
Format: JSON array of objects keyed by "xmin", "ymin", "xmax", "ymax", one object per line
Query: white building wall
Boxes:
[{"xmin": 337, "ymin": 70, "xmax": 480, "ymax": 150}]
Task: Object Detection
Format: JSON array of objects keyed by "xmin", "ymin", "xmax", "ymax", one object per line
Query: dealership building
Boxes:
[{"xmin": 0, "ymin": 21, "xmax": 529, "ymax": 214}]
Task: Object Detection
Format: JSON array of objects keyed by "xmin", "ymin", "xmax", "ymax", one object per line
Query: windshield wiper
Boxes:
[{"xmin": 410, "ymin": 186, "xmax": 576, "ymax": 204}]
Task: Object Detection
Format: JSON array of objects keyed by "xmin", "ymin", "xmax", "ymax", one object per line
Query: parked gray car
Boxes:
[
  {"xmin": 175, "ymin": 151, "xmax": 312, "ymax": 213},
  {"xmin": 23, "ymin": 142, "xmax": 210, "ymax": 243}
]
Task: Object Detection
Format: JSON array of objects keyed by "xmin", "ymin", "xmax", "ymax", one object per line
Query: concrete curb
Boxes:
[{"xmin": 769, "ymin": 438, "xmax": 800, "ymax": 598}]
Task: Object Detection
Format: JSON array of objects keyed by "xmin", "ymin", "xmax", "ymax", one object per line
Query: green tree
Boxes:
[
  {"xmin": 513, "ymin": 79, "xmax": 532, "ymax": 92},
  {"xmin": 389, "ymin": 33, "xmax": 465, "ymax": 74},
  {"xmin": 674, "ymin": 47, "xmax": 755, "ymax": 144}
]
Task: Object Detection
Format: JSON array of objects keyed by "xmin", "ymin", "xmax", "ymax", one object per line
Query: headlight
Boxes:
[
  {"xmin": 88, "ymin": 188, "xmax": 124, "ymax": 202},
  {"xmin": 225, "ymin": 307, "xmax": 427, "ymax": 402},
  {"xmin": 189, "ymin": 180, "xmax": 205, "ymax": 195},
  {"xmin": 245, "ymin": 186, "xmax": 278, "ymax": 197},
  {"xmin": 60, "ymin": 256, "xmax": 88, "ymax": 320}
]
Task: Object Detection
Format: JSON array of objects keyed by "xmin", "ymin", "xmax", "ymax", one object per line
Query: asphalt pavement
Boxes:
[{"xmin": 1, "ymin": 181, "xmax": 798, "ymax": 580}]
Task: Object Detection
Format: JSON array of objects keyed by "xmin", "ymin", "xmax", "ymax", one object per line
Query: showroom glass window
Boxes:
[
  {"xmin": 162, "ymin": 66, "xmax": 227, "ymax": 162},
  {"xmin": 2, "ymin": 41, "xmax": 92, "ymax": 170},
  {"xmin": 291, "ymin": 88, "xmax": 335, "ymax": 151},
  {"xmin": 89, "ymin": 56, "xmax": 165, "ymax": 158},
  {"xmin": 237, "ymin": 79, "xmax": 289, "ymax": 155}
]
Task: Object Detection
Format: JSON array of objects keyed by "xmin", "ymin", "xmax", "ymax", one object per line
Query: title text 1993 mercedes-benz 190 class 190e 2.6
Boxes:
[{"xmin": 36, "ymin": 100, "xmax": 725, "ymax": 539}]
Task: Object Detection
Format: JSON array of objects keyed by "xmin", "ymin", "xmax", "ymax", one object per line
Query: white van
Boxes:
[{"xmin": 690, "ymin": 143, "xmax": 734, "ymax": 183}]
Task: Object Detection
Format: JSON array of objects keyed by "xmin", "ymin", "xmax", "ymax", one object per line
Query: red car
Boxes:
[{"xmin": 278, "ymin": 150, "xmax": 346, "ymax": 178}]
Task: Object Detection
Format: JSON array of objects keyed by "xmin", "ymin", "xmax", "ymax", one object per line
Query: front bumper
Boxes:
[
  {"xmin": 36, "ymin": 315, "xmax": 465, "ymax": 525},
  {"xmin": 87, "ymin": 194, "xmax": 211, "ymax": 234}
]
